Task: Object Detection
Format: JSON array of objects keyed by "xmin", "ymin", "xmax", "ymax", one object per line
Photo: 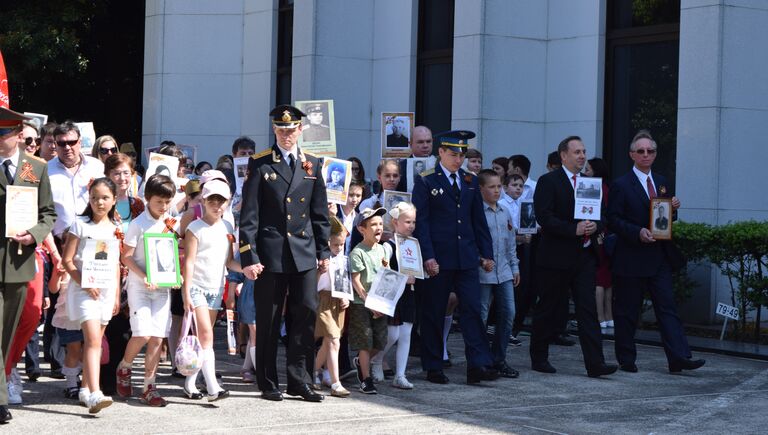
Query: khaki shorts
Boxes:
[
  {"xmin": 315, "ymin": 291, "xmax": 346, "ymax": 339},
  {"xmin": 348, "ymin": 303, "xmax": 387, "ymax": 351}
]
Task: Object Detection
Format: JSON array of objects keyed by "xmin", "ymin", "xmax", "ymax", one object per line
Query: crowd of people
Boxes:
[{"xmin": 0, "ymin": 103, "xmax": 705, "ymax": 424}]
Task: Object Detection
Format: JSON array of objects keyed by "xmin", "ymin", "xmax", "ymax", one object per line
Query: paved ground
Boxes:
[{"xmin": 8, "ymin": 329, "xmax": 768, "ymax": 434}]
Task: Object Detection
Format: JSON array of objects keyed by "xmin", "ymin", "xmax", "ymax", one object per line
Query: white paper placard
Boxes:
[
  {"xmin": 715, "ymin": 302, "xmax": 740, "ymax": 320},
  {"xmin": 574, "ymin": 176, "xmax": 602, "ymax": 220},
  {"xmin": 81, "ymin": 239, "xmax": 120, "ymax": 289},
  {"xmin": 329, "ymin": 255, "xmax": 354, "ymax": 301},
  {"xmin": 364, "ymin": 268, "xmax": 408, "ymax": 317}
]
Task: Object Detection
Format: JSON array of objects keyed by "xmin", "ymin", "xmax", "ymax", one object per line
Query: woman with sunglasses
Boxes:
[
  {"xmin": 21, "ymin": 121, "xmax": 41, "ymax": 156},
  {"xmin": 91, "ymin": 135, "xmax": 119, "ymax": 163}
]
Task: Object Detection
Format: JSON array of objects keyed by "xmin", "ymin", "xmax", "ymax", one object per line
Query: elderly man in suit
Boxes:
[
  {"xmin": 607, "ymin": 130, "xmax": 704, "ymax": 374},
  {"xmin": 239, "ymin": 105, "xmax": 330, "ymax": 402},
  {"xmin": 412, "ymin": 130, "xmax": 499, "ymax": 385},
  {"xmin": 0, "ymin": 107, "xmax": 56, "ymax": 423},
  {"xmin": 529, "ymin": 135, "xmax": 617, "ymax": 378}
]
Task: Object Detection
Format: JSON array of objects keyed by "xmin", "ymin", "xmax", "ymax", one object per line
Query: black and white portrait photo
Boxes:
[
  {"xmin": 301, "ymin": 102, "xmax": 331, "ymax": 142},
  {"xmin": 381, "ymin": 112, "xmax": 414, "ymax": 158},
  {"xmin": 365, "ymin": 268, "xmax": 409, "ymax": 316},
  {"xmin": 519, "ymin": 200, "xmax": 537, "ymax": 233},
  {"xmin": 650, "ymin": 198, "xmax": 673, "ymax": 240},
  {"xmin": 330, "ymin": 255, "xmax": 354, "ymax": 300},
  {"xmin": 155, "ymin": 238, "xmax": 176, "ymax": 273}
]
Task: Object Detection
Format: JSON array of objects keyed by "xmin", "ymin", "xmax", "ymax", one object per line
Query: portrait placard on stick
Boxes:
[
  {"xmin": 234, "ymin": 156, "xmax": 250, "ymax": 196},
  {"xmin": 518, "ymin": 199, "xmax": 537, "ymax": 234},
  {"xmin": 365, "ymin": 268, "xmax": 408, "ymax": 316},
  {"xmin": 296, "ymin": 99, "xmax": 337, "ymax": 157},
  {"xmin": 81, "ymin": 239, "xmax": 120, "ymax": 289},
  {"xmin": 395, "ymin": 234, "xmax": 424, "ymax": 279},
  {"xmin": 322, "ymin": 157, "xmax": 352, "ymax": 205},
  {"xmin": 650, "ymin": 198, "xmax": 673, "ymax": 240},
  {"xmin": 573, "ymin": 177, "xmax": 602, "ymax": 220},
  {"xmin": 405, "ymin": 157, "xmax": 436, "ymax": 192},
  {"xmin": 381, "ymin": 112, "xmax": 414, "ymax": 158},
  {"xmin": 75, "ymin": 122, "xmax": 96, "ymax": 156},
  {"xmin": 145, "ymin": 153, "xmax": 180, "ymax": 185},
  {"xmin": 381, "ymin": 190, "xmax": 412, "ymax": 229},
  {"xmin": 143, "ymin": 233, "xmax": 181, "ymax": 287},
  {"xmin": 330, "ymin": 255, "xmax": 354, "ymax": 301}
]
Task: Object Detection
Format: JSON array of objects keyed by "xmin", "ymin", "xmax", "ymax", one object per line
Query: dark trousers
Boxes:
[
  {"xmin": 0, "ymin": 283, "xmax": 27, "ymax": 405},
  {"xmin": 43, "ymin": 293, "xmax": 61, "ymax": 371},
  {"xmin": 100, "ymin": 313, "xmax": 131, "ymax": 395},
  {"xmin": 419, "ymin": 268, "xmax": 492, "ymax": 371},
  {"xmin": 529, "ymin": 250, "xmax": 604, "ymax": 369},
  {"xmin": 613, "ymin": 263, "xmax": 691, "ymax": 366},
  {"xmin": 254, "ymin": 269, "xmax": 318, "ymax": 392},
  {"xmin": 25, "ymin": 330, "xmax": 41, "ymax": 375},
  {"xmin": 513, "ymin": 242, "xmax": 535, "ymax": 333}
]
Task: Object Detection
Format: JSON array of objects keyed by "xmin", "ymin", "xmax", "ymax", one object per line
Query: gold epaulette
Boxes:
[
  {"xmin": 251, "ymin": 149, "xmax": 271, "ymax": 160},
  {"xmin": 23, "ymin": 152, "xmax": 46, "ymax": 164},
  {"xmin": 420, "ymin": 168, "xmax": 435, "ymax": 177},
  {"xmin": 303, "ymin": 151, "xmax": 317, "ymax": 158}
]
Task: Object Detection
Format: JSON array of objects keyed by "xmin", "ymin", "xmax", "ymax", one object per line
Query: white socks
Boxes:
[
  {"xmin": 185, "ymin": 371, "xmax": 199, "ymax": 393},
  {"xmin": 62, "ymin": 365, "xmax": 80, "ymax": 388},
  {"xmin": 144, "ymin": 376, "xmax": 155, "ymax": 392},
  {"xmin": 395, "ymin": 323, "xmax": 413, "ymax": 377},
  {"xmin": 372, "ymin": 326, "xmax": 399, "ymax": 366},
  {"xmin": 243, "ymin": 345, "xmax": 255, "ymax": 371},
  {"xmin": 201, "ymin": 348, "xmax": 221, "ymax": 395},
  {"xmin": 443, "ymin": 315, "xmax": 453, "ymax": 360}
]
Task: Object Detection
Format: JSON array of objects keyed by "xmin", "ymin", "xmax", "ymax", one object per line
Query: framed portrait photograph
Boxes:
[
  {"xmin": 518, "ymin": 199, "xmax": 537, "ymax": 234},
  {"xmin": 296, "ymin": 99, "xmax": 337, "ymax": 157},
  {"xmin": 381, "ymin": 190, "xmax": 412, "ymax": 229},
  {"xmin": 233, "ymin": 156, "xmax": 250, "ymax": 196},
  {"xmin": 381, "ymin": 112, "xmax": 414, "ymax": 158},
  {"xmin": 650, "ymin": 198, "xmax": 673, "ymax": 240},
  {"xmin": 143, "ymin": 233, "xmax": 181, "ymax": 287},
  {"xmin": 395, "ymin": 234, "xmax": 424, "ymax": 279},
  {"xmin": 329, "ymin": 255, "xmax": 354, "ymax": 301},
  {"xmin": 80, "ymin": 239, "xmax": 120, "ymax": 289},
  {"xmin": 405, "ymin": 157, "xmax": 436, "ymax": 192},
  {"xmin": 574, "ymin": 176, "xmax": 602, "ymax": 220},
  {"xmin": 23, "ymin": 112, "xmax": 48, "ymax": 130},
  {"xmin": 145, "ymin": 152, "xmax": 180, "ymax": 184},
  {"xmin": 75, "ymin": 122, "xmax": 96, "ymax": 156},
  {"xmin": 364, "ymin": 268, "xmax": 409, "ymax": 316},
  {"xmin": 321, "ymin": 157, "xmax": 352, "ymax": 205}
]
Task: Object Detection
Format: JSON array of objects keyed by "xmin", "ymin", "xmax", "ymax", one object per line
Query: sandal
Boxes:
[{"xmin": 183, "ymin": 386, "xmax": 203, "ymax": 400}]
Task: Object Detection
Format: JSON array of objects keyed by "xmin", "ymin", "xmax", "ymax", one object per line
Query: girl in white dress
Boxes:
[{"xmin": 61, "ymin": 178, "xmax": 121, "ymax": 414}]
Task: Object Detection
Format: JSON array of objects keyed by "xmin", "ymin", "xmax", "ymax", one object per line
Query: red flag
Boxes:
[{"xmin": 0, "ymin": 48, "xmax": 8, "ymax": 109}]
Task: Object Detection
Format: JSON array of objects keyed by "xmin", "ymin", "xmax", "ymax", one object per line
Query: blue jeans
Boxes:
[{"xmin": 479, "ymin": 281, "xmax": 516, "ymax": 365}]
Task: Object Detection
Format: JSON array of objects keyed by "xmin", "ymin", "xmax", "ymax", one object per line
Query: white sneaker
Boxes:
[
  {"xmin": 392, "ymin": 375, "xmax": 414, "ymax": 390},
  {"xmin": 600, "ymin": 321, "xmax": 608, "ymax": 328},
  {"xmin": 7, "ymin": 383, "xmax": 22, "ymax": 405},
  {"xmin": 78, "ymin": 388, "xmax": 90, "ymax": 407},
  {"xmin": 371, "ymin": 362, "xmax": 384, "ymax": 383},
  {"xmin": 88, "ymin": 391, "xmax": 113, "ymax": 414},
  {"xmin": 607, "ymin": 320, "xmax": 615, "ymax": 328}
]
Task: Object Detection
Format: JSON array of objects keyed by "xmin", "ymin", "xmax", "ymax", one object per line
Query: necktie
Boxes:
[
  {"xmin": 450, "ymin": 173, "xmax": 460, "ymax": 199},
  {"xmin": 647, "ymin": 176, "xmax": 656, "ymax": 200},
  {"xmin": 3, "ymin": 160, "xmax": 13, "ymax": 185},
  {"xmin": 571, "ymin": 174, "xmax": 577, "ymax": 190},
  {"xmin": 288, "ymin": 153, "xmax": 296, "ymax": 171}
]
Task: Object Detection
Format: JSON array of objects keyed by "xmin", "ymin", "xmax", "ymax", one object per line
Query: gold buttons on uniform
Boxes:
[
  {"xmin": 300, "ymin": 197, "xmax": 305, "ymax": 202},
  {"xmin": 301, "ymin": 231, "xmax": 306, "ymax": 236},
  {"xmin": 287, "ymin": 232, "xmax": 292, "ymax": 237},
  {"xmin": 286, "ymin": 198, "xmax": 292, "ymax": 203},
  {"xmin": 287, "ymin": 214, "xmax": 292, "ymax": 220},
  {"xmin": 458, "ymin": 235, "xmax": 462, "ymax": 240},
  {"xmin": 457, "ymin": 204, "xmax": 460, "ymax": 208},
  {"xmin": 458, "ymin": 219, "xmax": 462, "ymax": 224},
  {"xmin": 301, "ymin": 213, "xmax": 306, "ymax": 218}
]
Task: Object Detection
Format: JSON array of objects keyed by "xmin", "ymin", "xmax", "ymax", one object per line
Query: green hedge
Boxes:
[{"xmin": 673, "ymin": 221, "xmax": 768, "ymax": 341}]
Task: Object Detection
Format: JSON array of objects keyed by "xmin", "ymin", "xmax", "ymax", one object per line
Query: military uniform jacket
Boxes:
[
  {"xmin": 412, "ymin": 165, "xmax": 493, "ymax": 270},
  {"xmin": 0, "ymin": 152, "xmax": 56, "ymax": 283},
  {"xmin": 239, "ymin": 145, "xmax": 330, "ymax": 273}
]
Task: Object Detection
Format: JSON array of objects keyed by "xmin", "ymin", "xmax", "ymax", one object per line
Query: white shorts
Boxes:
[
  {"xmin": 66, "ymin": 282, "xmax": 116, "ymax": 326},
  {"xmin": 127, "ymin": 284, "xmax": 171, "ymax": 337}
]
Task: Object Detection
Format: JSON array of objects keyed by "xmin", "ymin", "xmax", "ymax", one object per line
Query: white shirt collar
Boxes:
[
  {"xmin": 632, "ymin": 165, "xmax": 653, "ymax": 184},
  {"xmin": 439, "ymin": 162, "xmax": 459, "ymax": 179},
  {"xmin": 278, "ymin": 146, "xmax": 297, "ymax": 163},
  {"xmin": 1, "ymin": 148, "xmax": 20, "ymax": 169},
  {"xmin": 562, "ymin": 166, "xmax": 578, "ymax": 182}
]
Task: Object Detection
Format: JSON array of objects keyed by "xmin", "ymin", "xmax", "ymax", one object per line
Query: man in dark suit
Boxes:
[
  {"xmin": 412, "ymin": 130, "xmax": 499, "ymax": 385},
  {"xmin": 239, "ymin": 105, "xmax": 330, "ymax": 402},
  {"xmin": 607, "ymin": 130, "xmax": 704, "ymax": 374},
  {"xmin": 0, "ymin": 107, "xmax": 56, "ymax": 422},
  {"xmin": 529, "ymin": 135, "xmax": 617, "ymax": 377},
  {"xmin": 396, "ymin": 125, "xmax": 434, "ymax": 192}
]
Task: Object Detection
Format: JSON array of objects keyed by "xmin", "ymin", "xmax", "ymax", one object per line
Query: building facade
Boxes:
[{"xmin": 143, "ymin": 0, "xmax": 768, "ymax": 324}]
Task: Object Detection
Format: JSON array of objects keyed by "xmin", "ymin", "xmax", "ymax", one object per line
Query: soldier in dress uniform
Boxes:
[
  {"xmin": 0, "ymin": 107, "xmax": 56, "ymax": 423},
  {"xmin": 239, "ymin": 105, "xmax": 330, "ymax": 403},
  {"xmin": 411, "ymin": 130, "xmax": 500, "ymax": 385},
  {"xmin": 301, "ymin": 103, "xmax": 331, "ymax": 142}
]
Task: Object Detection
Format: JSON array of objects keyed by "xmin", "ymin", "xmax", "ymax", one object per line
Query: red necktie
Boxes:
[{"xmin": 647, "ymin": 176, "xmax": 656, "ymax": 199}]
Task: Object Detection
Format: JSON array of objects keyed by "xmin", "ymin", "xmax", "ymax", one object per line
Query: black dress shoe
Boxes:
[
  {"xmin": 620, "ymin": 363, "xmax": 638, "ymax": 373},
  {"xmin": 426, "ymin": 370, "xmax": 449, "ymax": 384},
  {"xmin": 531, "ymin": 361, "xmax": 557, "ymax": 374},
  {"xmin": 0, "ymin": 405, "xmax": 11, "ymax": 424},
  {"xmin": 494, "ymin": 363, "xmax": 520, "ymax": 379},
  {"xmin": 442, "ymin": 358, "xmax": 452, "ymax": 368},
  {"xmin": 587, "ymin": 363, "xmax": 618, "ymax": 378},
  {"xmin": 552, "ymin": 335, "xmax": 576, "ymax": 346},
  {"xmin": 669, "ymin": 358, "xmax": 705, "ymax": 373},
  {"xmin": 261, "ymin": 389, "xmax": 284, "ymax": 401},
  {"xmin": 467, "ymin": 366, "xmax": 500, "ymax": 384},
  {"xmin": 286, "ymin": 384, "xmax": 324, "ymax": 402}
]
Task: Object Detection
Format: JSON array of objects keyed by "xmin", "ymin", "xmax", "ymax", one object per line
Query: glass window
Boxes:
[{"xmin": 610, "ymin": 0, "xmax": 681, "ymax": 30}]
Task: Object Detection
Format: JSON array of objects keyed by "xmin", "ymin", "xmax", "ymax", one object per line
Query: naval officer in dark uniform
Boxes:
[
  {"xmin": 239, "ymin": 105, "xmax": 330, "ymax": 402},
  {"xmin": 411, "ymin": 130, "xmax": 500, "ymax": 385}
]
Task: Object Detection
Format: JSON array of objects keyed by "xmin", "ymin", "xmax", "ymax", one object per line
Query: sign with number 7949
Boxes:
[{"xmin": 716, "ymin": 302, "xmax": 740, "ymax": 320}]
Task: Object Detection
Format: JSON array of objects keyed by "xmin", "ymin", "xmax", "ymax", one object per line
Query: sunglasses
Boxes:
[
  {"xmin": 633, "ymin": 149, "xmax": 657, "ymax": 155},
  {"xmin": 56, "ymin": 139, "xmax": 79, "ymax": 148},
  {"xmin": 24, "ymin": 137, "xmax": 42, "ymax": 147},
  {"xmin": 99, "ymin": 147, "xmax": 118, "ymax": 155}
]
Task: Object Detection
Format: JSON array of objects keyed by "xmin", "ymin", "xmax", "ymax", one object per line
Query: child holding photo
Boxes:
[
  {"xmin": 118, "ymin": 174, "xmax": 178, "ymax": 407},
  {"xmin": 61, "ymin": 178, "xmax": 121, "ymax": 414},
  {"xmin": 182, "ymin": 179, "xmax": 242, "ymax": 402},
  {"xmin": 313, "ymin": 216, "xmax": 351, "ymax": 397},
  {"xmin": 370, "ymin": 202, "xmax": 418, "ymax": 389}
]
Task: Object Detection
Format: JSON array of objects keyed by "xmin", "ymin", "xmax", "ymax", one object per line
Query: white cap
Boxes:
[
  {"xmin": 200, "ymin": 169, "xmax": 228, "ymax": 185},
  {"xmin": 201, "ymin": 179, "xmax": 231, "ymax": 200}
]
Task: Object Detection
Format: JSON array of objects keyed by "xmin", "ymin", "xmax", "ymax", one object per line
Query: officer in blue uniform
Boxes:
[{"xmin": 411, "ymin": 130, "xmax": 500, "ymax": 385}]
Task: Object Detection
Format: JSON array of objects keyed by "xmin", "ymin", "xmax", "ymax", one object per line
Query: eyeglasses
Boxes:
[
  {"xmin": 56, "ymin": 139, "xmax": 79, "ymax": 148},
  {"xmin": 99, "ymin": 147, "xmax": 117, "ymax": 155},
  {"xmin": 633, "ymin": 148, "xmax": 656, "ymax": 155},
  {"xmin": 110, "ymin": 170, "xmax": 132, "ymax": 178},
  {"xmin": 24, "ymin": 137, "xmax": 42, "ymax": 147}
]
